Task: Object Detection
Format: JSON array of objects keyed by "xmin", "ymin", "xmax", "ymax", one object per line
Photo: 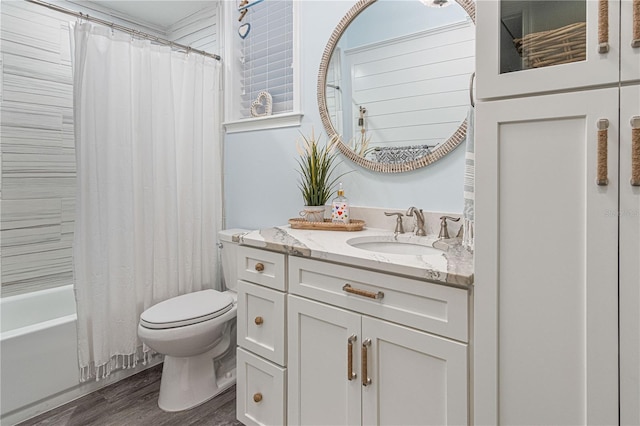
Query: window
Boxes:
[{"xmin": 224, "ymin": 0, "xmax": 302, "ymax": 132}]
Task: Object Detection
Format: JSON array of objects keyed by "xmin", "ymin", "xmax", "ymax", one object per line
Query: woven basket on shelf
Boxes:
[{"xmin": 513, "ymin": 22, "xmax": 586, "ymax": 69}]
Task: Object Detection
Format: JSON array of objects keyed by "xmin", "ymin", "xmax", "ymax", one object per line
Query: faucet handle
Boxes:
[
  {"xmin": 384, "ymin": 212, "xmax": 404, "ymax": 234},
  {"xmin": 439, "ymin": 216, "xmax": 461, "ymax": 239}
]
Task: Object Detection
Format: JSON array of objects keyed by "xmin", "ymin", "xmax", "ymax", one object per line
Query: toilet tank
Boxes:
[{"xmin": 218, "ymin": 229, "xmax": 249, "ymax": 292}]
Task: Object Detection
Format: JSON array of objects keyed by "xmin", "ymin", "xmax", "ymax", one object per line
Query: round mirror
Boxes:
[{"xmin": 318, "ymin": 0, "xmax": 475, "ymax": 173}]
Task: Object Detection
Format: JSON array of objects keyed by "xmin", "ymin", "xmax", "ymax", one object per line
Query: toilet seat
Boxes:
[{"xmin": 140, "ymin": 290, "xmax": 233, "ymax": 330}]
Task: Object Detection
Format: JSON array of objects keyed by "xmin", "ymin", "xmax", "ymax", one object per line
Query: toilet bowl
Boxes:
[{"xmin": 137, "ymin": 229, "xmax": 248, "ymax": 412}]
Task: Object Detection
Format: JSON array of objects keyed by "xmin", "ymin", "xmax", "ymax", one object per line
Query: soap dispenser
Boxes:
[{"xmin": 331, "ymin": 183, "xmax": 350, "ymax": 224}]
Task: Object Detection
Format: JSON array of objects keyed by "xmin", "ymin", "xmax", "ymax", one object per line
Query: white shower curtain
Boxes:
[{"xmin": 72, "ymin": 23, "xmax": 222, "ymax": 381}]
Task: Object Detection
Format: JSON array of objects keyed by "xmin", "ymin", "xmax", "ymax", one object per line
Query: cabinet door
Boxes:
[
  {"xmin": 287, "ymin": 295, "xmax": 361, "ymax": 426},
  {"xmin": 476, "ymin": 0, "xmax": 620, "ymax": 99},
  {"xmin": 361, "ymin": 316, "xmax": 467, "ymax": 426},
  {"xmin": 620, "ymin": 84, "xmax": 640, "ymax": 425},
  {"xmin": 620, "ymin": 0, "xmax": 640, "ymax": 83},
  {"xmin": 474, "ymin": 88, "xmax": 619, "ymax": 425}
]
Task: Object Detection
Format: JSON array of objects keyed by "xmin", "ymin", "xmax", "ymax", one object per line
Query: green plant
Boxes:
[{"xmin": 295, "ymin": 129, "xmax": 343, "ymax": 206}]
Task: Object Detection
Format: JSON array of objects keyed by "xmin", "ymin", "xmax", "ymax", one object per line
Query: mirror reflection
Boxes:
[{"xmin": 319, "ymin": 0, "xmax": 475, "ymax": 172}]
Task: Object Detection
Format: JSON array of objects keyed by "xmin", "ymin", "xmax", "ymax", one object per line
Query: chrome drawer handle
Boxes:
[
  {"xmin": 598, "ymin": 0, "xmax": 610, "ymax": 53},
  {"xmin": 597, "ymin": 118, "xmax": 610, "ymax": 186},
  {"xmin": 362, "ymin": 338, "xmax": 372, "ymax": 386},
  {"xmin": 347, "ymin": 334, "xmax": 357, "ymax": 381},
  {"xmin": 342, "ymin": 284, "xmax": 384, "ymax": 300},
  {"xmin": 631, "ymin": 116, "xmax": 640, "ymax": 186}
]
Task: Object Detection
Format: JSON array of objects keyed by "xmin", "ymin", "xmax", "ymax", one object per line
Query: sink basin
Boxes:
[{"xmin": 347, "ymin": 236, "xmax": 444, "ymax": 256}]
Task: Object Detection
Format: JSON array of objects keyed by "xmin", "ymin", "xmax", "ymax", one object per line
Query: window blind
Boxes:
[{"xmin": 240, "ymin": 0, "xmax": 293, "ymax": 118}]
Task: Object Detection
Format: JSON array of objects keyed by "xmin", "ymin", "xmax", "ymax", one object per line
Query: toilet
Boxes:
[{"xmin": 138, "ymin": 229, "xmax": 247, "ymax": 412}]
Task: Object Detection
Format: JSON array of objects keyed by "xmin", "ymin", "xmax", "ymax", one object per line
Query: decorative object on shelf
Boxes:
[
  {"xmin": 238, "ymin": 23, "xmax": 251, "ymax": 39},
  {"xmin": 295, "ymin": 129, "xmax": 345, "ymax": 221},
  {"xmin": 288, "ymin": 218, "xmax": 365, "ymax": 231},
  {"xmin": 250, "ymin": 91, "xmax": 273, "ymax": 117}
]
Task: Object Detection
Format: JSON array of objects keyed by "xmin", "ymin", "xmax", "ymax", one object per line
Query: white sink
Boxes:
[{"xmin": 347, "ymin": 236, "xmax": 444, "ymax": 256}]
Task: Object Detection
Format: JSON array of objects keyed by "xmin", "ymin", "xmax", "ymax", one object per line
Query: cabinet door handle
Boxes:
[
  {"xmin": 598, "ymin": 0, "xmax": 610, "ymax": 53},
  {"xmin": 347, "ymin": 334, "xmax": 357, "ymax": 381},
  {"xmin": 342, "ymin": 284, "xmax": 384, "ymax": 300},
  {"xmin": 253, "ymin": 393, "xmax": 263, "ymax": 403},
  {"xmin": 597, "ymin": 119, "xmax": 610, "ymax": 186},
  {"xmin": 254, "ymin": 262, "xmax": 264, "ymax": 272},
  {"xmin": 632, "ymin": 0, "xmax": 640, "ymax": 48},
  {"xmin": 631, "ymin": 116, "xmax": 640, "ymax": 186},
  {"xmin": 254, "ymin": 316, "xmax": 264, "ymax": 325},
  {"xmin": 362, "ymin": 339, "xmax": 371, "ymax": 386}
]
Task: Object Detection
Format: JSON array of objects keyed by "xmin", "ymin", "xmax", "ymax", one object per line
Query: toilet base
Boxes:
[{"xmin": 158, "ymin": 346, "xmax": 236, "ymax": 412}]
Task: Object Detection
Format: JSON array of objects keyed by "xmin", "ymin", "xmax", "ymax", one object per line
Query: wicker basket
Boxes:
[{"xmin": 514, "ymin": 22, "xmax": 586, "ymax": 69}]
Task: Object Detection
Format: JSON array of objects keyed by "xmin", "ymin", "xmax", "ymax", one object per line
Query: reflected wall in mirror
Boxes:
[{"xmin": 318, "ymin": 0, "xmax": 476, "ymax": 173}]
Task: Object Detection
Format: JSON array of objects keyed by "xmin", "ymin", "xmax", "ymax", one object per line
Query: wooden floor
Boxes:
[{"xmin": 18, "ymin": 364, "xmax": 243, "ymax": 426}]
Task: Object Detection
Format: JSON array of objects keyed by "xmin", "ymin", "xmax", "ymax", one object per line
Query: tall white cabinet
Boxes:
[{"xmin": 475, "ymin": 0, "xmax": 640, "ymax": 424}]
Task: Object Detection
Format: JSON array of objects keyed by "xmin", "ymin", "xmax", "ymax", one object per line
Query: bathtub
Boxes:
[
  {"xmin": 0, "ymin": 285, "xmax": 162, "ymax": 425},
  {"xmin": 1, "ymin": 285, "xmax": 80, "ymax": 423}
]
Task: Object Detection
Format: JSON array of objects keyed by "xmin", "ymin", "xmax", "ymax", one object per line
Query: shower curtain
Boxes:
[{"xmin": 72, "ymin": 23, "xmax": 222, "ymax": 381}]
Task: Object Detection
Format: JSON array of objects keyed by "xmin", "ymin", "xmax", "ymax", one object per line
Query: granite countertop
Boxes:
[{"xmin": 239, "ymin": 226, "xmax": 474, "ymax": 287}]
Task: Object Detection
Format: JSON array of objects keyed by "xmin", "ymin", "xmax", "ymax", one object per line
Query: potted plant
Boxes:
[{"xmin": 296, "ymin": 129, "xmax": 343, "ymax": 222}]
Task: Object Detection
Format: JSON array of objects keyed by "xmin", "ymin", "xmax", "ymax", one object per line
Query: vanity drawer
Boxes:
[
  {"xmin": 288, "ymin": 256, "xmax": 468, "ymax": 342},
  {"xmin": 237, "ymin": 280, "xmax": 287, "ymax": 366},
  {"xmin": 238, "ymin": 246, "xmax": 286, "ymax": 291},
  {"xmin": 237, "ymin": 348, "xmax": 286, "ymax": 426}
]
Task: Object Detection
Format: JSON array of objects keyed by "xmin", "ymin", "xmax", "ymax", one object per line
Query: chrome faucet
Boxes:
[
  {"xmin": 384, "ymin": 212, "xmax": 404, "ymax": 235},
  {"xmin": 406, "ymin": 207, "xmax": 426, "ymax": 236},
  {"xmin": 438, "ymin": 216, "xmax": 461, "ymax": 239}
]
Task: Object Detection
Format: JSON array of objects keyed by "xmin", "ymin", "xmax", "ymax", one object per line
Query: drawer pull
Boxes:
[
  {"xmin": 632, "ymin": 0, "xmax": 640, "ymax": 48},
  {"xmin": 597, "ymin": 119, "xmax": 609, "ymax": 186},
  {"xmin": 362, "ymin": 339, "xmax": 372, "ymax": 386},
  {"xmin": 598, "ymin": 0, "xmax": 610, "ymax": 53},
  {"xmin": 253, "ymin": 392, "xmax": 263, "ymax": 403},
  {"xmin": 342, "ymin": 284, "xmax": 384, "ymax": 300},
  {"xmin": 254, "ymin": 262, "xmax": 265, "ymax": 272},
  {"xmin": 632, "ymin": 116, "xmax": 640, "ymax": 186},
  {"xmin": 347, "ymin": 334, "xmax": 357, "ymax": 381},
  {"xmin": 254, "ymin": 316, "xmax": 264, "ymax": 325}
]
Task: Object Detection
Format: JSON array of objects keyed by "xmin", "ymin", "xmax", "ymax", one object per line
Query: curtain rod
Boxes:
[{"xmin": 24, "ymin": 0, "xmax": 222, "ymax": 61}]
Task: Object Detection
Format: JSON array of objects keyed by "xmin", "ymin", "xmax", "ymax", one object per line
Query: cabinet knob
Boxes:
[
  {"xmin": 253, "ymin": 392, "xmax": 263, "ymax": 403},
  {"xmin": 255, "ymin": 262, "xmax": 265, "ymax": 272},
  {"xmin": 254, "ymin": 316, "xmax": 264, "ymax": 325}
]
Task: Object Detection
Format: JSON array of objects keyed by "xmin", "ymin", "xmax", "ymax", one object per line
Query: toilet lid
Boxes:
[{"xmin": 140, "ymin": 290, "xmax": 233, "ymax": 329}]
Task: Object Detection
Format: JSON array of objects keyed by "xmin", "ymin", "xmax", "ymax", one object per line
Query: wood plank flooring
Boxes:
[{"xmin": 17, "ymin": 364, "xmax": 243, "ymax": 426}]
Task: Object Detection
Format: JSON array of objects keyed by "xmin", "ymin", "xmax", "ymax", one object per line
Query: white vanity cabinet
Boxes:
[
  {"xmin": 476, "ymin": 0, "xmax": 639, "ymax": 100},
  {"xmin": 236, "ymin": 246, "xmax": 287, "ymax": 426},
  {"xmin": 287, "ymin": 256, "xmax": 469, "ymax": 426}
]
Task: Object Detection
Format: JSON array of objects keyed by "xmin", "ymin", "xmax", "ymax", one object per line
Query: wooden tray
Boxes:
[{"xmin": 288, "ymin": 218, "xmax": 365, "ymax": 231}]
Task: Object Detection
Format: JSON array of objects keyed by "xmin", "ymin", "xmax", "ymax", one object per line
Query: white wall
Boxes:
[{"xmin": 224, "ymin": 0, "xmax": 467, "ymax": 230}]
